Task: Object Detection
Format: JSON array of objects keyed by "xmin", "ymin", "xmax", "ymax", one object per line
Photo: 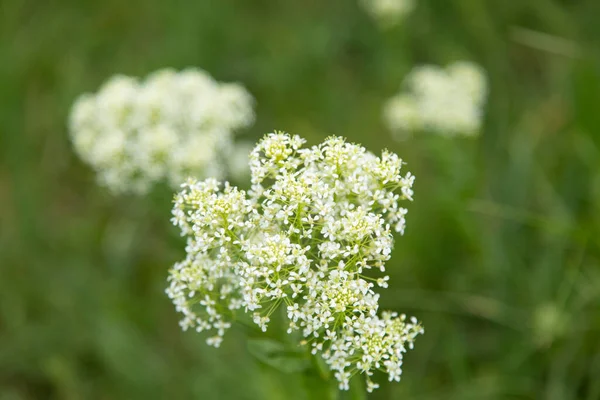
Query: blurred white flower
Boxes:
[
  {"xmin": 360, "ymin": 0, "xmax": 415, "ymax": 27},
  {"xmin": 69, "ymin": 68, "xmax": 255, "ymax": 194},
  {"xmin": 384, "ymin": 61, "xmax": 487, "ymax": 138},
  {"xmin": 167, "ymin": 132, "xmax": 423, "ymax": 392}
]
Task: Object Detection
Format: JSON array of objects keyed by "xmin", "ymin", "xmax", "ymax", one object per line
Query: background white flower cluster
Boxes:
[
  {"xmin": 384, "ymin": 61, "xmax": 487, "ymax": 138},
  {"xmin": 69, "ymin": 68, "xmax": 255, "ymax": 194},
  {"xmin": 359, "ymin": 0, "xmax": 415, "ymax": 27},
  {"xmin": 167, "ymin": 132, "xmax": 423, "ymax": 392}
]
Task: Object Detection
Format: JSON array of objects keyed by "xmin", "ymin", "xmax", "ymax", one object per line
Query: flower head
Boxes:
[
  {"xmin": 167, "ymin": 132, "xmax": 423, "ymax": 391},
  {"xmin": 69, "ymin": 68, "xmax": 255, "ymax": 193},
  {"xmin": 360, "ymin": 0, "xmax": 415, "ymax": 28},
  {"xmin": 384, "ymin": 61, "xmax": 487, "ymax": 138}
]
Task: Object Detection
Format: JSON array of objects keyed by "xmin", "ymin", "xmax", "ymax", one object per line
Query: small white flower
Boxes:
[
  {"xmin": 360, "ymin": 0, "xmax": 415, "ymax": 27},
  {"xmin": 69, "ymin": 68, "xmax": 255, "ymax": 194},
  {"xmin": 206, "ymin": 336, "xmax": 223, "ymax": 348},
  {"xmin": 366, "ymin": 378, "xmax": 380, "ymax": 393},
  {"xmin": 384, "ymin": 61, "xmax": 487, "ymax": 138}
]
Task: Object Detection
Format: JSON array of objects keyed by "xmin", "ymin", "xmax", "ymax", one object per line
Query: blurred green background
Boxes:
[{"xmin": 2, "ymin": 0, "xmax": 600, "ymax": 399}]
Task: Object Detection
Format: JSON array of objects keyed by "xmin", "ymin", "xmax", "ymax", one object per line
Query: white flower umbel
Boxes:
[
  {"xmin": 384, "ymin": 61, "xmax": 487, "ymax": 138},
  {"xmin": 360, "ymin": 0, "xmax": 415, "ymax": 28},
  {"xmin": 167, "ymin": 132, "xmax": 423, "ymax": 392},
  {"xmin": 69, "ymin": 68, "xmax": 255, "ymax": 193}
]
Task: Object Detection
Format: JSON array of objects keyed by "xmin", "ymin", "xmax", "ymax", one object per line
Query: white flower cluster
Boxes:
[
  {"xmin": 69, "ymin": 68, "xmax": 255, "ymax": 193},
  {"xmin": 384, "ymin": 61, "xmax": 487, "ymax": 137},
  {"xmin": 360, "ymin": 0, "xmax": 415, "ymax": 27},
  {"xmin": 167, "ymin": 132, "xmax": 423, "ymax": 391}
]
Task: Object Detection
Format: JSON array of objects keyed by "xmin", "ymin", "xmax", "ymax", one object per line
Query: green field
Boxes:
[{"xmin": 1, "ymin": 0, "xmax": 600, "ymax": 399}]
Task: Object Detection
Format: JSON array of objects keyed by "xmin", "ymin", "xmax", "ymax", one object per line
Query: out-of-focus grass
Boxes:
[{"xmin": 1, "ymin": 0, "xmax": 599, "ymax": 399}]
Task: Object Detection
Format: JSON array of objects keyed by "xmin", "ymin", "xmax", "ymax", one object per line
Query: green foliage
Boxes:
[
  {"xmin": 1, "ymin": 0, "xmax": 599, "ymax": 399},
  {"xmin": 246, "ymin": 338, "xmax": 309, "ymax": 374}
]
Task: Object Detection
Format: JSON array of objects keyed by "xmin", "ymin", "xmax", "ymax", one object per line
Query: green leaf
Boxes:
[{"xmin": 247, "ymin": 338, "xmax": 310, "ymax": 374}]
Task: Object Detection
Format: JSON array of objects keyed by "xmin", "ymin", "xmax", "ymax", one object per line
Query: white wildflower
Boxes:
[
  {"xmin": 384, "ymin": 61, "xmax": 487, "ymax": 138},
  {"xmin": 360, "ymin": 0, "xmax": 415, "ymax": 27},
  {"xmin": 68, "ymin": 68, "xmax": 255, "ymax": 194},
  {"xmin": 167, "ymin": 132, "xmax": 423, "ymax": 391}
]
